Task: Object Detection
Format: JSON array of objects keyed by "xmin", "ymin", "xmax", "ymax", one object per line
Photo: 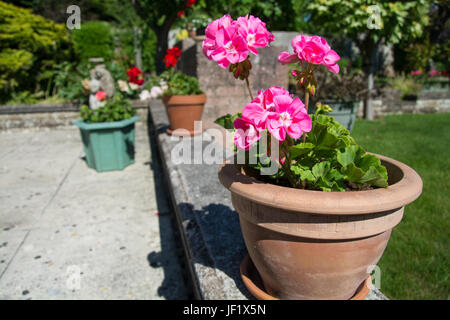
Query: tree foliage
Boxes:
[
  {"xmin": 0, "ymin": 1, "xmax": 71, "ymax": 101},
  {"xmin": 306, "ymin": 0, "xmax": 430, "ymax": 48},
  {"xmin": 71, "ymin": 21, "xmax": 114, "ymax": 61},
  {"xmin": 197, "ymin": 0, "xmax": 309, "ymax": 31}
]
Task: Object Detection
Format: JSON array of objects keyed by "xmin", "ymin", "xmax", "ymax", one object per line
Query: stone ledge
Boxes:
[
  {"xmin": 148, "ymin": 99, "xmax": 388, "ymax": 300},
  {"xmin": 0, "ymin": 103, "xmax": 80, "ymax": 114},
  {"xmin": 0, "ymin": 100, "xmax": 150, "ymax": 130}
]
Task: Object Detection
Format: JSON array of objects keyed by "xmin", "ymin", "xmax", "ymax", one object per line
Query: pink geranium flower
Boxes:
[
  {"xmin": 278, "ymin": 34, "xmax": 340, "ymax": 74},
  {"xmin": 233, "ymin": 117, "xmax": 261, "ymax": 151},
  {"xmin": 236, "ymin": 15, "xmax": 274, "ymax": 55},
  {"xmin": 211, "ymin": 25, "xmax": 249, "ymax": 68},
  {"xmin": 95, "ymin": 91, "xmax": 106, "ymax": 101},
  {"xmin": 266, "ymin": 95, "xmax": 312, "ymax": 141},
  {"xmin": 242, "ymin": 86, "xmax": 291, "ymax": 130},
  {"xmin": 202, "ymin": 15, "xmax": 233, "ymax": 60},
  {"xmin": 202, "ymin": 15, "xmax": 274, "ymax": 69},
  {"xmin": 429, "ymin": 69, "xmax": 442, "ymax": 76}
]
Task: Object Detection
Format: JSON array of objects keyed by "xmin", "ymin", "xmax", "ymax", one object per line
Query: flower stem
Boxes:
[
  {"xmin": 245, "ymin": 77, "xmax": 254, "ymax": 101},
  {"xmin": 280, "ymin": 141, "xmax": 297, "ymax": 188},
  {"xmin": 302, "ymin": 91, "xmax": 310, "ymax": 143}
]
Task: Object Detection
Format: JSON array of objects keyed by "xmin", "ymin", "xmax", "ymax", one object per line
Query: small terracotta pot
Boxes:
[
  {"xmin": 218, "ymin": 154, "xmax": 423, "ymax": 300},
  {"xmin": 162, "ymin": 94, "xmax": 206, "ymax": 136}
]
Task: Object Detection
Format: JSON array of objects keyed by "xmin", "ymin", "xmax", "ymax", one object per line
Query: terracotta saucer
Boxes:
[
  {"xmin": 240, "ymin": 254, "xmax": 372, "ymax": 300},
  {"xmin": 166, "ymin": 128, "xmax": 204, "ymax": 136}
]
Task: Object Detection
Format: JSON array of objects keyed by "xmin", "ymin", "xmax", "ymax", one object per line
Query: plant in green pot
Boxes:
[
  {"xmin": 150, "ymin": 47, "xmax": 205, "ymax": 136},
  {"xmin": 74, "ymin": 95, "xmax": 139, "ymax": 172},
  {"xmin": 309, "ymin": 59, "xmax": 367, "ymax": 131},
  {"xmin": 204, "ymin": 15, "xmax": 423, "ymax": 300}
]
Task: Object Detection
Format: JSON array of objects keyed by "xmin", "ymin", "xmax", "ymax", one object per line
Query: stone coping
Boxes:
[
  {"xmin": 0, "ymin": 99, "xmax": 150, "ymax": 115},
  {"xmin": 148, "ymin": 99, "xmax": 387, "ymax": 300},
  {"xmin": 0, "ymin": 103, "xmax": 81, "ymax": 114}
]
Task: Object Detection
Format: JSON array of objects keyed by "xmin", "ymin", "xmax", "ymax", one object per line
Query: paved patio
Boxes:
[{"xmin": 0, "ymin": 123, "xmax": 188, "ymax": 299}]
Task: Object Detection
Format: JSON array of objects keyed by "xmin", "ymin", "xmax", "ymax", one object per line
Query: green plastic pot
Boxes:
[
  {"xmin": 73, "ymin": 116, "xmax": 140, "ymax": 172},
  {"xmin": 311, "ymin": 100, "xmax": 359, "ymax": 132}
]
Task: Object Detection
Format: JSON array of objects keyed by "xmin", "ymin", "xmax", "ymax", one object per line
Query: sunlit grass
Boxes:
[{"xmin": 351, "ymin": 113, "xmax": 450, "ymax": 300}]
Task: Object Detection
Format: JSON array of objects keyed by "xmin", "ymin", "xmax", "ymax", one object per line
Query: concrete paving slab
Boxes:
[
  {"xmin": 0, "ymin": 216, "xmax": 185, "ymax": 300},
  {"xmin": 0, "ymin": 228, "xmax": 28, "ymax": 276},
  {"xmin": 0, "ymin": 122, "xmax": 187, "ymax": 299}
]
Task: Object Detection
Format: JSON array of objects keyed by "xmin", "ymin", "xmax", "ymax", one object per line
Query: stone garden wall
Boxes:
[
  {"xmin": 356, "ymin": 91, "xmax": 450, "ymax": 118},
  {"xmin": 0, "ymin": 100, "xmax": 149, "ymax": 130}
]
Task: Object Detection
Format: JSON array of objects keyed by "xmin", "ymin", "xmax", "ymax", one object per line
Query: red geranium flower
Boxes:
[
  {"xmin": 167, "ymin": 46, "xmax": 182, "ymax": 58},
  {"xmin": 164, "ymin": 54, "xmax": 178, "ymax": 68},
  {"xmin": 127, "ymin": 66, "xmax": 144, "ymax": 85},
  {"xmin": 177, "ymin": 10, "xmax": 185, "ymax": 18},
  {"xmin": 186, "ymin": 0, "xmax": 195, "ymax": 7}
]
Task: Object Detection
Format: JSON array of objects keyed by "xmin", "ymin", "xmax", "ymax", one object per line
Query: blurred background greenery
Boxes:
[{"xmin": 1, "ymin": 0, "xmax": 448, "ymax": 105}]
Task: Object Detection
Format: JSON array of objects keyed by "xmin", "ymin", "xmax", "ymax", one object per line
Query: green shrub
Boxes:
[
  {"xmin": 159, "ymin": 70, "xmax": 203, "ymax": 96},
  {"xmin": 79, "ymin": 97, "xmax": 136, "ymax": 123},
  {"xmin": 0, "ymin": 1, "xmax": 71, "ymax": 102},
  {"xmin": 387, "ymin": 75, "xmax": 422, "ymax": 97},
  {"xmin": 115, "ymin": 26, "xmax": 157, "ymax": 73},
  {"xmin": 71, "ymin": 21, "xmax": 114, "ymax": 62},
  {"xmin": 52, "ymin": 61, "xmax": 90, "ymax": 105}
]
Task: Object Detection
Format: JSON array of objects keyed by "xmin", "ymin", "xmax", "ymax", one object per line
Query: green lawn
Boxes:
[{"xmin": 351, "ymin": 113, "xmax": 450, "ymax": 300}]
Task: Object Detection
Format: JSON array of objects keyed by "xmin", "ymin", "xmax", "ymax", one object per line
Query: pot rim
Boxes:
[
  {"xmin": 73, "ymin": 116, "xmax": 140, "ymax": 130},
  {"xmin": 162, "ymin": 93, "xmax": 206, "ymax": 105},
  {"xmin": 218, "ymin": 154, "xmax": 423, "ymax": 215}
]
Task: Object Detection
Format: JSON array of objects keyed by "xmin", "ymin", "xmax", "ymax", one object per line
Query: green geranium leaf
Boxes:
[
  {"xmin": 312, "ymin": 161, "xmax": 331, "ymax": 179},
  {"xmin": 337, "ymin": 146, "xmax": 357, "ymax": 167},
  {"xmin": 358, "ymin": 166, "xmax": 389, "ymax": 188},
  {"xmin": 214, "ymin": 113, "xmax": 240, "ymax": 130},
  {"xmin": 357, "ymin": 154, "xmax": 381, "ymax": 171},
  {"xmin": 290, "ymin": 142, "xmax": 315, "ymax": 159},
  {"xmin": 341, "ymin": 162, "xmax": 365, "ymax": 182},
  {"xmin": 327, "ymin": 168, "xmax": 344, "ymax": 181},
  {"xmin": 301, "ymin": 169, "xmax": 316, "ymax": 183}
]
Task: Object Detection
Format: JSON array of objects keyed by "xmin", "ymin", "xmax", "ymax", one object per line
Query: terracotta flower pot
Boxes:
[
  {"xmin": 218, "ymin": 154, "xmax": 423, "ymax": 300},
  {"xmin": 162, "ymin": 94, "xmax": 206, "ymax": 136}
]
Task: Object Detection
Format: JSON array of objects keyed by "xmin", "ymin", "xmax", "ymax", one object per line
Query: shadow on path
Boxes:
[
  {"xmin": 179, "ymin": 202, "xmax": 253, "ymax": 299},
  {"xmin": 144, "ymin": 113, "xmax": 193, "ymax": 299}
]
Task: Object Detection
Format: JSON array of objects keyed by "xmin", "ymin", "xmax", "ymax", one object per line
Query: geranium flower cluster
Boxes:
[
  {"xmin": 233, "ymin": 87, "xmax": 312, "ymax": 150},
  {"xmin": 202, "ymin": 14, "xmax": 274, "ymax": 69},
  {"xmin": 127, "ymin": 66, "xmax": 144, "ymax": 85},
  {"xmin": 278, "ymin": 35, "xmax": 340, "ymax": 74},
  {"xmin": 164, "ymin": 46, "xmax": 182, "ymax": 68},
  {"xmin": 177, "ymin": 0, "xmax": 195, "ymax": 18}
]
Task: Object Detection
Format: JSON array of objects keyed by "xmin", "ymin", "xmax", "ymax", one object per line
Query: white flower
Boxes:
[
  {"xmin": 117, "ymin": 80, "xmax": 130, "ymax": 93},
  {"xmin": 129, "ymin": 82, "xmax": 139, "ymax": 91},
  {"xmin": 81, "ymin": 79, "xmax": 90, "ymax": 91},
  {"xmin": 150, "ymin": 86, "xmax": 163, "ymax": 99},
  {"xmin": 139, "ymin": 89, "xmax": 151, "ymax": 101},
  {"xmin": 160, "ymin": 80, "xmax": 168, "ymax": 92}
]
